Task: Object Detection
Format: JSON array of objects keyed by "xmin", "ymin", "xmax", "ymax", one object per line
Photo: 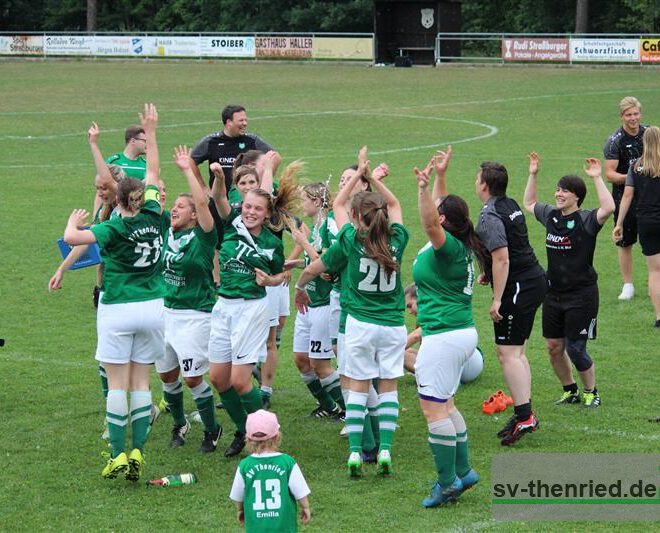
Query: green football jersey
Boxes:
[
  {"xmin": 105, "ymin": 152, "xmax": 147, "ymax": 180},
  {"xmin": 301, "ymin": 227, "xmax": 332, "ymax": 308},
  {"xmin": 239, "ymin": 453, "xmax": 300, "ymax": 533},
  {"xmin": 319, "ymin": 211, "xmax": 342, "ymax": 292},
  {"xmin": 91, "ymin": 186, "xmax": 168, "ymax": 304},
  {"xmin": 163, "ymin": 224, "xmax": 218, "ymax": 312},
  {"xmin": 412, "ymin": 233, "xmax": 475, "ymax": 336},
  {"xmin": 321, "ymin": 223, "xmax": 409, "ymax": 327},
  {"xmin": 218, "ymin": 209, "xmax": 284, "ymax": 300}
]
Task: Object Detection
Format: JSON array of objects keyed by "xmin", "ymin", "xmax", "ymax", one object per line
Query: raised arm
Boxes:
[
  {"xmin": 332, "ymin": 148, "xmax": 368, "ymax": 229},
  {"xmin": 210, "ymin": 162, "xmax": 231, "ymax": 219},
  {"xmin": 369, "ymin": 161, "xmax": 402, "ymax": 225},
  {"xmin": 584, "ymin": 158, "xmax": 615, "ymax": 225},
  {"xmin": 259, "ymin": 150, "xmax": 279, "ymax": 194},
  {"xmin": 414, "ymin": 165, "xmax": 445, "ymax": 249},
  {"xmin": 88, "ymin": 122, "xmax": 114, "ymax": 187},
  {"xmin": 431, "ymin": 145, "xmax": 452, "ymax": 202},
  {"xmin": 139, "ymin": 103, "xmax": 160, "ymax": 188},
  {"xmin": 64, "ymin": 209, "xmax": 97, "ymax": 246},
  {"xmin": 523, "ymin": 152, "xmax": 540, "ymax": 213},
  {"xmin": 174, "ymin": 145, "xmax": 215, "ymax": 232}
]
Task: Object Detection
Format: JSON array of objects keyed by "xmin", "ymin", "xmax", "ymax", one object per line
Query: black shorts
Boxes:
[
  {"xmin": 493, "ymin": 274, "xmax": 547, "ymax": 346},
  {"xmin": 612, "ymin": 188, "xmax": 637, "ymax": 247},
  {"xmin": 638, "ymin": 220, "xmax": 660, "ymax": 256},
  {"xmin": 542, "ymin": 285, "xmax": 598, "ymax": 341}
]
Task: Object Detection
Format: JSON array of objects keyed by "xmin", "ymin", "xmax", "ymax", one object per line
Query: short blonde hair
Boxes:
[{"xmin": 619, "ymin": 96, "xmax": 641, "ymax": 115}]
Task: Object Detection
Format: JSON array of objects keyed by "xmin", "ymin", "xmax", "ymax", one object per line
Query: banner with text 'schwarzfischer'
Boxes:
[
  {"xmin": 570, "ymin": 38, "xmax": 639, "ymax": 62},
  {"xmin": 501, "ymin": 38, "xmax": 569, "ymax": 61}
]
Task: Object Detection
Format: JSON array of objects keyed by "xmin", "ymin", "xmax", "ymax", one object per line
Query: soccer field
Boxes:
[{"xmin": 1, "ymin": 60, "xmax": 659, "ymax": 532}]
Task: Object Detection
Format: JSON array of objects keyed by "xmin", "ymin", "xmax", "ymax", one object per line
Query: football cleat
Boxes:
[
  {"xmin": 500, "ymin": 413, "xmax": 540, "ymax": 446},
  {"xmin": 101, "ymin": 451, "xmax": 128, "ymax": 479},
  {"xmin": 347, "ymin": 451, "xmax": 363, "ymax": 478},
  {"xmin": 200, "ymin": 424, "xmax": 223, "ymax": 454},
  {"xmin": 170, "ymin": 420, "xmax": 191, "ymax": 449},
  {"xmin": 422, "ymin": 478, "xmax": 462, "ymax": 508},
  {"xmin": 125, "ymin": 448, "xmax": 145, "ymax": 482}
]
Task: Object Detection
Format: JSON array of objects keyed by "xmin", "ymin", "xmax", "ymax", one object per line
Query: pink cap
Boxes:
[{"xmin": 246, "ymin": 409, "xmax": 280, "ymax": 441}]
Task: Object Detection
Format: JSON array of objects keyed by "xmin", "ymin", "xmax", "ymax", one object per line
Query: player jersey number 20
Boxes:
[
  {"xmin": 252, "ymin": 479, "xmax": 281, "ymax": 510},
  {"xmin": 358, "ymin": 258, "xmax": 396, "ymax": 292},
  {"xmin": 133, "ymin": 237, "xmax": 163, "ymax": 267}
]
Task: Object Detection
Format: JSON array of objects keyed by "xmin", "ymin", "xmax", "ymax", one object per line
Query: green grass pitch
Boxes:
[{"xmin": 0, "ymin": 60, "xmax": 658, "ymax": 532}]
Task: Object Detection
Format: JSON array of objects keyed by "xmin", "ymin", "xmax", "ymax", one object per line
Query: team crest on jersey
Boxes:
[
  {"xmin": 232, "ymin": 216, "xmax": 276, "ymax": 260},
  {"xmin": 420, "ymin": 8, "xmax": 434, "ymax": 29},
  {"xmin": 566, "ymin": 220, "xmax": 575, "ymax": 229},
  {"xmin": 239, "ymin": 142, "xmax": 246, "ymax": 149}
]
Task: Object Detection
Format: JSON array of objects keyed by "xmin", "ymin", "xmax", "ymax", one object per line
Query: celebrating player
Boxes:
[
  {"xmin": 412, "ymin": 149, "xmax": 487, "ymax": 507},
  {"xmin": 63, "ymin": 103, "xmax": 168, "ymax": 481},
  {"xmin": 295, "ymin": 147, "xmax": 409, "ymax": 477},
  {"xmin": 154, "ymin": 145, "xmax": 223, "ymax": 453},
  {"xmin": 524, "ymin": 153, "xmax": 614, "ymax": 408}
]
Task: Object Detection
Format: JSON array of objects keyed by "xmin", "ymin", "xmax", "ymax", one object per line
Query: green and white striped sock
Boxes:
[
  {"xmin": 377, "ymin": 391, "xmax": 399, "ymax": 452},
  {"xmin": 106, "ymin": 389, "xmax": 128, "ymax": 458},
  {"xmin": 346, "ymin": 391, "xmax": 368, "ymax": 453},
  {"xmin": 428, "ymin": 418, "xmax": 457, "ymax": 486}
]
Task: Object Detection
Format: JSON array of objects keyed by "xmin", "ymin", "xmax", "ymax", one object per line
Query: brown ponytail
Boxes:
[
  {"xmin": 117, "ymin": 178, "xmax": 145, "ymax": 213},
  {"xmin": 351, "ymin": 191, "xmax": 398, "ymax": 278}
]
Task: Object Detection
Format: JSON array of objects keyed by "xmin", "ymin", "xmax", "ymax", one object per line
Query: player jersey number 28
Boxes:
[{"xmin": 134, "ymin": 236, "xmax": 163, "ymax": 267}]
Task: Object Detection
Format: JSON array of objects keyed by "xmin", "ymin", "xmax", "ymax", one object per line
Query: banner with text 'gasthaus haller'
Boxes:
[
  {"xmin": 641, "ymin": 38, "xmax": 660, "ymax": 63},
  {"xmin": 570, "ymin": 38, "xmax": 640, "ymax": 62},
  {"xmin": 256, "ymin": 36, "xmax": 313, "ymax": 59},
  {"xmin": 501, "ymin": 38, "xmax": 569, "ymax": 61}
]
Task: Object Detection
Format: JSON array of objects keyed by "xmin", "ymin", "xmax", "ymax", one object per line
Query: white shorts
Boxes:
[
  {"xmin": 266, "ymin": 284, "xmax": 290, "ymax": 327},
  {"xmin": 95, "ymin": 298, "xmax": 164, "ymax": 365},
  {"xmin": 336, "ymin": 332, "xmax": 347, "ymax": 375},
  {"xmin": 293, "ymin": 305, "xmax": 334, "ymax": 359},
  {"xmin": 209, "ymin": 297, "xmax": 270, "ymax": 365},
  {"xmin": 328, "ymin": 290, "xmax": 341, "ymax": 342},
  {"xmin": 415, "ymin": 327, "xmax": 479, "ymax": 401},
  {"xmin": 343, "ymin": 315, "xmax": 406, "ymax": 380},
  {"xmin": 156, "ymin": 309, "xmax": 211, "ymax": 377}
]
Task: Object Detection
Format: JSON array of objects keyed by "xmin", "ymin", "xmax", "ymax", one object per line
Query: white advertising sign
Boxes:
[
  {"xmin": 570, "ymin": 39, "xmax": 640, "ymax": 62},
  {"xmin": 93, "ymin": 36, "xmax": 151, "ymax": 56},
  {"xmin": 153, "ymin": 36, "xmax": 200, "ymax": 57},
  {"xmin": 44, "ymin": 34, "xmax": 94, "ymax": 55},
  {"xmin": 200, "ymin": 36, "xmax": 255, "ymax": 57}
]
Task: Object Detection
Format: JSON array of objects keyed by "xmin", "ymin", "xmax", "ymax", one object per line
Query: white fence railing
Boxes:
[
  {"xmin": 0, "ymin": 32, "xmax": 375, "ymax": 62},
  {"xmin": 435, "ymin": 33, "xmax": 660, "ymax": 65}
]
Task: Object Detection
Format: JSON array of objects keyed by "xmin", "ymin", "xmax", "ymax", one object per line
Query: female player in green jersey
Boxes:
[
  {"xmin": 412, "ymin": 148, "xmax": 488, "ymax": 507},
  {"xmin": 295, "ymin": 147, "xmax": 409, "ymax": 477},
  {"xmin": 152, "ymin": 145, "xmax": 223, "ymax": 453},
  {"xmin": 288, "ymin": 182, "xmax": 344, "ymax": 418},
  {"xmin": 208, "ymin": 164, "xmax": 286, "ymax": 458},
  {"xmin": 64, "ymin": 104, "xmax": 168, "ymax": 481}
]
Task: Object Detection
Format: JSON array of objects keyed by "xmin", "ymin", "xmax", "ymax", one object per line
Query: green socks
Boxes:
[
  {"xmin": 428, "ymin": 418, "xmax": 457, "ymax": 486},
  {"xmin": 320, "ymin": 371, "xmax": 345, "ymax": 410},
  {"xmin": 190, "ymin": 381, "xmax": 219, "ymax": 433},
  {"xmin": 130, "ymin": 390, "xmax": 152, "ymax": 452},
  {"xmin": 449, "ymin": 410, "xmax": 471, "ymax": 478},
  {"xmin": 301, "ymin": 371, "xmax": 336, "ymax": 412},
  {"xmin": 346, "ymin": 391, "xmax": 368, "ymax": 453},
  {"xmin": 377, "ymin": 391, "xmax": 399, "ymax": 452},
  {"xmin": 106, "ymin": 389, "xmax": 128, "ymax": 458},
  {"xmin": 220, "ymin": 387, "xmax": 247, "ymax": 434},
  {"xmin": 162, "ymin": 379, "xmax": 186, "ymax": 426}
]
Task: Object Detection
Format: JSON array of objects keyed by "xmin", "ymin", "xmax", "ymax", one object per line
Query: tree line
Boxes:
[{"xmin": 0, "ymin": 0, "xmax": 657, "ymax": 34}]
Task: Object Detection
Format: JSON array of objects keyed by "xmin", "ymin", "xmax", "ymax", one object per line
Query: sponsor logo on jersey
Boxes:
[{"xmin": 508, "ymin": 210, "xmax": 523, "ymax": 221}]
